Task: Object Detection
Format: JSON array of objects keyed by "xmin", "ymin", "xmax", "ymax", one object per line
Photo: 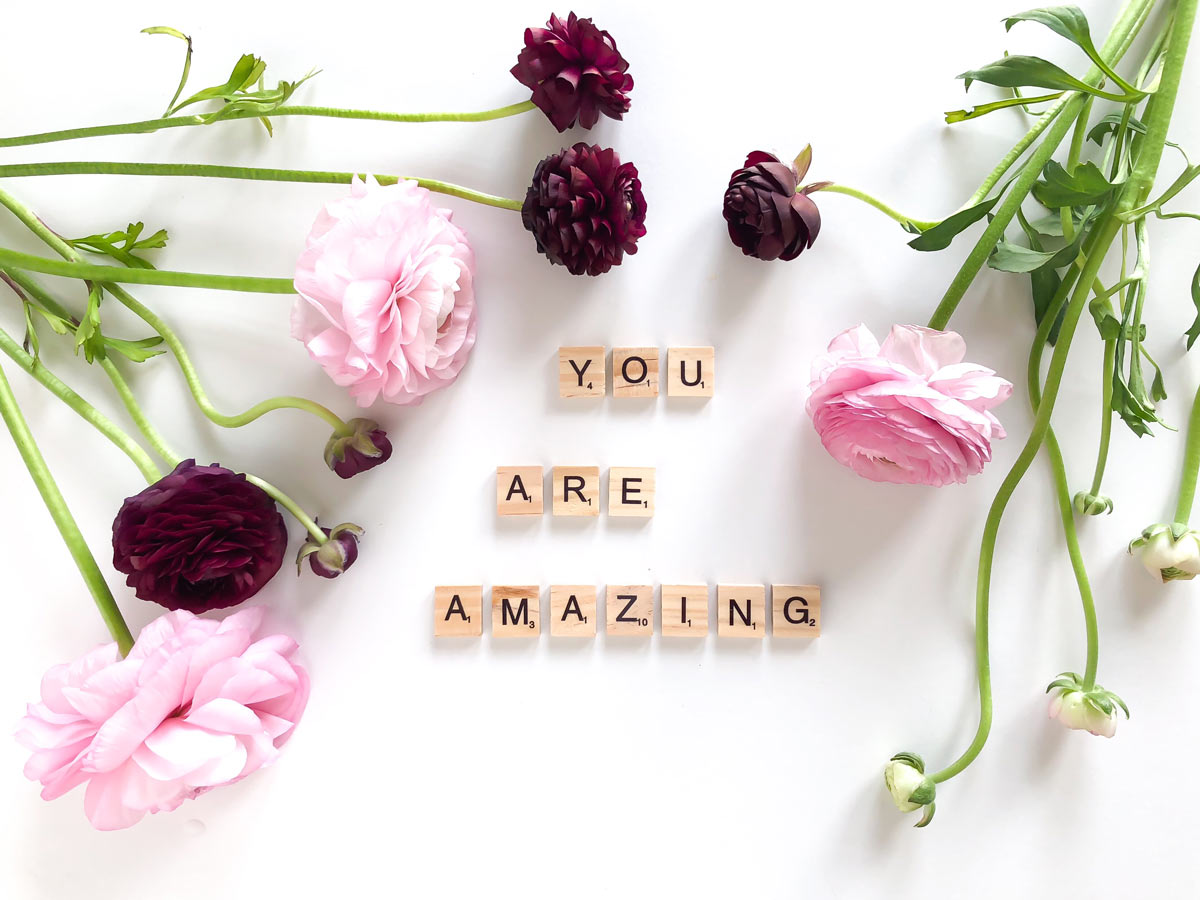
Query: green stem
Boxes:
[
  {"xmin": 930, "ymin": 213, "xmax": 1122, "ymax": 786},
  {"xmin": 927, "ymin": 0, "xmax": 1156, "ymax": 331},
  {"xmin": 245, "ymin": 474, "xmax": 327, "ymax": 544},
  {"xmin": 0, "ymin": 100, "xmax": 538, "ymax": 149},
  {"xmin": 0, "ymin": 325, "xmax": 161, "ymax": 483},
  {"xmin": 0, "ymin": 161, "xmax": 524, "ymax": 211},
  {"xmin": 1174, "ymin": 382, "xmax": 1200, "ymax": 523},
  {"xmin": 814, "ymin": 183, "xmax": 938, "ymax": 231},
  {"xmin": 98, "ymin": 358, "xmax": 182, "ymax": 466},
  {"xmin": 0, "ymin": 245, "xmax": 293, "ymax": 294},
  {"xmin": 1028, "ymin": 297, "xmax": 1100, "ymax": 690},
  {"xmin": 1089, "ymin": 338, "xmax": 1117, "ymax": 497},
  {"xmin": 966, "ymin": 95, "xmax": 1073, "ymax": 208},
  {"xmin": 0, "ymin": 360, "xmax": 135, "ymax": 654},
  {"xmin": 0, "ymin": 191, "xmax": 352, "ymax": 436}
]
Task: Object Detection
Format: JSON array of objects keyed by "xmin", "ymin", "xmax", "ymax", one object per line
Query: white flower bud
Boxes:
[
  {"xmin": 1130, "ymin": 524, "xmax": 1200, "ymax": 583},
  {"xmin": 1048, "ymin": 690, "xmax": 1118, "ymax": 738}
]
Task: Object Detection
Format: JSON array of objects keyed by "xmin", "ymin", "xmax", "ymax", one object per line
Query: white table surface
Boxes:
[{"xmin": 2, "ymin": 1, "xmax": 1199, "ymax": 897}]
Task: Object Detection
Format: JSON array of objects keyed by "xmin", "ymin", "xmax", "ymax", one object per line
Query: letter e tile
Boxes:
[{"xmin": 608, "ymin": 467, "xmax": 655, "ymax": 517}]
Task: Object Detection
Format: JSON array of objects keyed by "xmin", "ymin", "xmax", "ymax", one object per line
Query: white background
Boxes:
[{"xmin": 2, "ymin": 1, "xmax": 1199, "ymax": 897}]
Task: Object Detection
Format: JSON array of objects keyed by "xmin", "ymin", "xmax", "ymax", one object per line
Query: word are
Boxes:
[
  {"xmin": 559, "ymin": 346, "xmax": 714, "ymax": 399},
  {"xmin": 497, "ymin": 466, "xmax": 655, "ymax": 518},
  {"xmin": 433, "ymin": 584, "xmax": 821, "ymax": 638}
]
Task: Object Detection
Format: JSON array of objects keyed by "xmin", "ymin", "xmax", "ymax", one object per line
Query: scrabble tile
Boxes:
[
  {"xmin": 496, "ymin": 466, "xmax": 543, "ymax": 516},
  {"xmin": 550, "ymin": 585, "xmax": 598, "ymax": 637},
  {"xmin": 552, "ymin": 466, "xmax": 601, "ymax": 517},
  {"xmin": 606, "ymin": 585, "xmax": 653, "ymax": 636},
  {"xmin": 667, "ymin": 347, "xmax": 715, "ymax": 398},
  {"xmin": 608, "ymin": 467, "xmax": 655, "ymax": 517},
  {"xmin": 558, "ymin": 346, "xmax": 606, "ymax": 398},
  {"xmin": 434, "ymin": 586, "xmax": 483, "ymax": 637},
  {"xmin": 661, "ymin": 585, "xmax": 709, "ymax": 637},
  {"xmin": 717, "ymin": 585, "xmax": 766, "ymax": 638},
  {"xmin": 613, "ymin": 347, "xmax": 660, "ymax": 398},
  {"xmin": 492, "ymin": 585, "xmax": 541, "ymax": 637},
  {"xmin": 772, "ymin": 585, "xmax": 821, "ymax": 638}
]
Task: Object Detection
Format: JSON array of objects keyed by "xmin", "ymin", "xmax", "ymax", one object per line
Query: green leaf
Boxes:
[
  {"xmin": 141, "ymin": 25, "xmax": 188, "ymax": 40},
  {"xmin": 989, "ymin": 238, "xmax": 1059, "ymax": 273},
  {"xmin": 68, "ymin": 221, "xmax": 168, "ymax": 270},
  {"xmin": 1016, "ymin": 209, "xmax": 1068, "ymax": 344},
  {"xmin": 945, "ymin": 91, "xmax": 1063, "ymax": 124},
  {"xmin": 908, "ymin": 194, "xmax": 1002, "ymax": 251},
  {"xmin": 103, "ymin": 335, "xmax": 166, "ymax": 364},
  {"xmin": 1027, "ymin": 209, "xmax": 1086, "ymax": 237},
  {"xmin": 793, "ymin": 144, "xmax": 812, "ymax": 181},
  {"xmin": 1005, "ymin": 7, "xmax": 1143, "ymax": 96},
  {"xmin": 144, "ymin": 26, "xmax": 195, "ymax": 118},
  {"xmin": 1032, "ymin": 160, "xmax": 1117, "ymax": 207},
  {"xmin": 22, "ymin": 301, "xmax": 40, "ymax": 361},
  {"xmin": 908, "ymin": 782, "xmax": 936, "ymax": 805},
  {"xmin": 172, "ymin": 53, "xmax": 267, "ymax": 114},
  {"xmin": 74, "ymin": 283, "xmax": 106, "ymax": 363},
  {"xmin": 958, "ymin": 55, "xmax": 1121, "ymax": 99},
  {"xmin": 1185, "ymin": 260, "xmax": 1200, "ymax": 349}
]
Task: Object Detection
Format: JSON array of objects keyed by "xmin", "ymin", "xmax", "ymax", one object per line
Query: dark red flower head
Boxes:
[
  {"xmin": 324, "ymin": 418, "xmax": 392, "ymax": 479},
  {"xmin": 297, "ymin": 523, "xmax": 363, "ymax": 579},
  {"xmin": 723, "ymin": 151, "xmax": 822, "ymax": 261},
  {"xmin": 522, "ymin": 142, "xmax": 647, "ymax": 276},
  {"xmin": 511, "ymin": 12, "xmax": 633, "ymax": 132},
  {"xmin": 112, "ymin": 460, "xmax": 288, "ymax": 613}
]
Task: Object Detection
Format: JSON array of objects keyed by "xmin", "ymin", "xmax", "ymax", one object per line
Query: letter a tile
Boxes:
[
  {"xmin": 434, "ymin": 586, "xmax": 483, "ymax": 637},
  {"xmin": 496, "ymin": 466, "xmax": 543, "ymax": 516},
  {"xmin": 550, "ymin": 585, "xmax": 598, "ymax": 637},
  {"xmin": 717, "ymin": 585, "xmax": 765, "ymax": 638},
  {"xmin": 492, "ymin": 585, "xmax": 541, "ymax": 637},
  {"xmin": 772, "ymin": 585, "xmax": 821, "ymax": 638}
]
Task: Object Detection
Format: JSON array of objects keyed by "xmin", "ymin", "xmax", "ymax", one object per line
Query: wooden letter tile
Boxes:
[
  {"xmin": 496, "ymin": 466, "xmax": 543, "ymax": 516},
  {"xmin": 608, "ymin": 467, "xmax": 655, "ymax": 517},
  {"xmin": 550, "ymin": 585, "xmax": 598, "ymax": 637},
  {"xmin": 613, "ymin": 347, "xmax": 660, "ymax": 398},
  {"xmin": 772, "ymin": 585, "xmax": 821, "ymax": 638},
  {"xmin": 717, "ymin": 585, "xmax": 766, "ymax": 638},
  {"xmin": 552, "ymin": 466, "xmax": 601, "ymax": 517},
  {"xmin": 434, "ymin": 586, "xmax": 483, "ymax": 637},
  {"xmin": 605, "ymin": 585, "xmax": 653, "ymax": 636},
  {"xmin": 667, "ymin": 347, "xmax": 715, "ymax": 398},
  {"xmin": 492, "ymin": 585, "xmax": 541, "ymax": 637},
  {"xmin": 558, "ymin": 346, "xmax": 606, "ymax": 398},
  {"xmin": 661, "ymin": 585, "xmax": 709, "ymax": 637}
]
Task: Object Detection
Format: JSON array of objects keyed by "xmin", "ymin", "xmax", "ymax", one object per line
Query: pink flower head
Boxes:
[
  {"xmin": 806, "ymin": 324, "xmax": 1012, "ymax": 486},
  {"xmin": 16, "ymin": 608, "xmax": 309, "ymax": 830},
  {"xmin": 292, "ymin": 176, "xmax": 477, "ymax": 407}
]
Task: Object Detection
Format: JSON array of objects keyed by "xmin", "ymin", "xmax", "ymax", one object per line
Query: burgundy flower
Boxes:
[
  {"xmin": 723, "ymin": 151, "xmax": 822, "ymax": 261},
  {"xmin": 522, "ymin": 143, "xmax": 647, "ymax": 276},
  {"xmin": 296, "ymin": 523, "xmax": 363, "ymax": 579},
  {"xmin": 511, "ymin": 12, "xmax": 633, "ymax": 132},
  {"xmin": 324, "ymin": 418, "xmax": 393, "ymax": 479},
  {"xmin": 112, "ymin": 460, "xmax": 288, "ymax": 613}
]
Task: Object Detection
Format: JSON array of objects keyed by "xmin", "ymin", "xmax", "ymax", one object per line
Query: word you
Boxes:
[
  {"xmin": 434, "ymin": 583, "xmax": 821, "ymax": 638},
  {"xmin": 497, "ymin": 465, "xmax": 654, "ymax": 518},
  {"xmin": 559, "ymin": 346, "xmax": 714, "ymax": 399}
]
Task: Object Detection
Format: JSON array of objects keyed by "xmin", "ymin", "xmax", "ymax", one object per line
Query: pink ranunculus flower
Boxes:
[
  {"xmin": 15, "ymin": 607, "xmax": 309, "ymax": 831},
  {"xmin": 292, "ymin": 176, "xmax": 477, "ymax": 407},
  {"xmin": 806, "ymin": 324, "xmax": 1013, "ymax": 486}
]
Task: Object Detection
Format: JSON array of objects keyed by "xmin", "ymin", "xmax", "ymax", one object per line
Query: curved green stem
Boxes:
[
  {"xmin": 1089, "ymin": 338, "xmax": 1117, "ymax": 497},
  {"xmin": 0, "ymin": 190, "xmax": 352, "ymax": 436},
  {"xmin": 0, "ymin": 100, "xmax": 538, "ymax": 149},
  {"xmin": 1028, "ymin": 299, "xmax": 1100, "ymax": 691},
  {"xmin": 1173, "ymin": 382, "xmax": 1200, "ymax": 523},
  {"xmin": 814, "ymin": 183, "xmax": 938, "ymax": 231},
  {"xmin": 927, "ymin": 0, "xmax": 1156, "ymax": 331},
  {"xmin": 0, "ymin": 245, "xmax": 294, "ymax": 294},
  {"xmin": 0, "ymin": 325, "xmax": 161, "ymax": 483},
  {"xmin": 245, "ymin": 474, "xmax": 327, "ymax": 544},
  {"xmin": 0, "ymin": 161, "xmax": 525, "ymax": 211},
  {"xmin": 966, "ymin": 96, "xmax": 1074, "ymax": 208},
  {"xmin": 98, "ymin": 358, "xmax": 182, "ymax": 466},
  {"xmin": 0, "ymin": 360, "xmax": 136, "ymax": 654}
]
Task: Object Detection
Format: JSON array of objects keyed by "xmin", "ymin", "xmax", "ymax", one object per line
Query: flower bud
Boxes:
[
  {"xmin": 1045, "ymin": 672, "xmax": 1128, "ymax": 738},
  {"xmin": 1073, "ymin": 490, "xmax": 1113, "ymax": 516},
  {"xmin": 1129, "ymin": 523, "xmax": 1200, "ymax": 583},
  {"xmin": 723, "ymin": 150, "xmax": 821, "ymax": 261},
  {"xmin": 324, "ymin": 419, "xmax": 392, "ymax": 479},
  {"xmin": 296, "ymin": 523, "xmax": 363, "ymax": 579},
  {"xmin": 883, "ymin": 752, "xmax": 936, "ymax": 826}
]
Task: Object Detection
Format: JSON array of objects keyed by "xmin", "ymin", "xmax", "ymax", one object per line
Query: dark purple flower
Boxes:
[
  {"xmin": 511, "ymin": 12, "xmax": 633, "ymax": 132},
  {"xmin": 112, "ymin": 460, "xmax": 288, "ymax": 613},
  {"xmin": 296, "ymin": 523, "xmax": 363, "ymax": 579},
  {"xmin": 324, "ymin": 418, "xmax": 393, "ymax": 479},
  {"xmin": 723, "ymin": 150, "xmax": 822, "ymax": 261},
  {"xmin": 522, "ymin": 143, "xmax": 646, "ymax": 276}
]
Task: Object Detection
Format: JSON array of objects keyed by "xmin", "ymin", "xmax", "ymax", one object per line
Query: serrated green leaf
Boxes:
[
  {"xmin": 958, "ymin": 55, "xmax": 1123, "ymax": 99},
  {"xmin": 68, "ymin": 221, "xmax": 169, "ymax": 270},
  {"xmin": 908, "ymin": 194, "xmax": 1002, "ymax": 251},
  {"xmin": 74, "ymin": 283, "xmax": 106, "ymax": 363},
  {"xmin": 103, "ymin": 335, "xmax": 166, "ymax": 364},
  {"xmin": 1032, "ymin": 160, "xmax": 1117, "ymax": 207},
  {"xmin": 172, "ymin": 53, "xmax": 266, "ymax": 114}
]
